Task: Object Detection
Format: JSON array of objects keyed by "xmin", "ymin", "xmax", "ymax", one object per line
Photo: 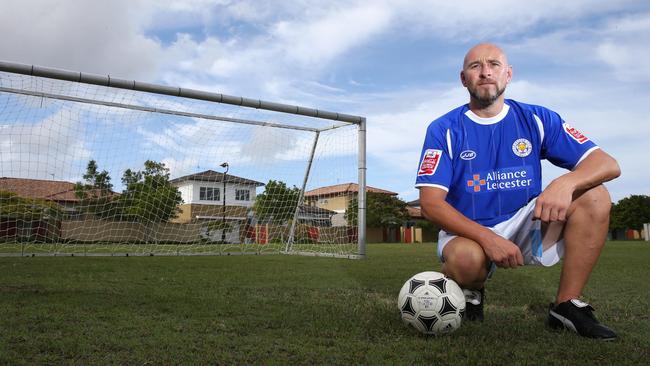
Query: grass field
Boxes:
[{"xmin": 1, "ymin": 241, "xmax": 649, "ymax": 365}]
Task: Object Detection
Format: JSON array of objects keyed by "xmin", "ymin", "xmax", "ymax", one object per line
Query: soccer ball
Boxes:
[{"xmin": 397, "ymin": 271, "xmax": 465, "ymax": 335}]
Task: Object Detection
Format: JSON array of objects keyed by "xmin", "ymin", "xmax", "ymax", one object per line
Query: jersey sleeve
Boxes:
[
  {"xmin": 535, "ymin": 107, "xmax": 599, "ymax": 170},
  {"xmin": 414, "ymin": 120, "xmax": 453, "ymax": 191}
]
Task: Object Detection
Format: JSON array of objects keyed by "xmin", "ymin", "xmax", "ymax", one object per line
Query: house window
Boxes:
[
  {"xmin": 200, "ymin": 187, "xmax": 220, "ymax": 201},
  {"xmin": 235, "ymin": 189, "xmax": 250, "ymax": 201}
]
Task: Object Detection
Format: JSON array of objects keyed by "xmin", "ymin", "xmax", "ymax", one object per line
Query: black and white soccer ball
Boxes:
[{"xmin": 397, "ymin": 271, "xmax": 465, "ymax": 335}]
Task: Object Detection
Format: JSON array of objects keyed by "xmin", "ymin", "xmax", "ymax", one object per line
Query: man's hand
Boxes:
[
  {"xmin": 534, "ymin": 176, "xmax": 576, "ymax": 222},
  {"xmin": 421, "ymin": 186, "xmax": 524, "ymax": 269},
  {"xmin": 479, "ymin": 231, "xmax": 524, "ymax": 268}
]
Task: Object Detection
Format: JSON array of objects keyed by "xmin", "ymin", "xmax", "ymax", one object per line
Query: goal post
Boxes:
[{"xmin": 0, "ymin": 61, "xmax": 366, "ymax": 259}]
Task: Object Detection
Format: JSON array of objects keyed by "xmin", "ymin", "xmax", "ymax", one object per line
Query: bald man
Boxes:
[{"xmin": 414, "ymin": 43, "xmax": 620, "ymax": 340}]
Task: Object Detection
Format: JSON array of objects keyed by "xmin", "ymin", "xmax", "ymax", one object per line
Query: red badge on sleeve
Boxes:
[
  {"xmin": 418, "ymin": 149, "xmax": 442, "ymax": 176},
  {"xmin": 563, "ymin": 123, "xmax": 589, "ymax": 144}
]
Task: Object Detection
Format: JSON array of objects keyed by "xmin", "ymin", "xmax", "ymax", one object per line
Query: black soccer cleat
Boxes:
[
  {"xmin": 463, "ymin": 288, "xmax": 484, "ymax": 322},
  {"xmin": 548, "ymin": 299, "xmax": 617, "ymax": 341}
]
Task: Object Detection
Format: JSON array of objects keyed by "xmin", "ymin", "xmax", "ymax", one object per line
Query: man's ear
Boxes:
[{"xmin": 460, "ymin": 71, "xmax": 467, "ymax": 87}]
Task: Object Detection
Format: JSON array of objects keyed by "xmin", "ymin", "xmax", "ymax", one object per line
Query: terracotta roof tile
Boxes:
[
  {"xmin": 0, "ymin": 177, "xmax": 117, "ymax": 202},
  {"xmin": 0, "ymin": 177, "xmax": 77, "ymax": 201},
  {"xmin": 406, "ymin": 206, "xmax": 423, "ymax": 218}
]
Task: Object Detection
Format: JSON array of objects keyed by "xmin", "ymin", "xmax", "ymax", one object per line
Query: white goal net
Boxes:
[{"xmin": 0, "ymin": 62, "xmax": 366, "ymax": 258}]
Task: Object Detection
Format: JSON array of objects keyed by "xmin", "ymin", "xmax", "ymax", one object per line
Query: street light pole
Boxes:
[{"xmin": 220, "ymin": 162, "xmax": 229, "ymax": 243}]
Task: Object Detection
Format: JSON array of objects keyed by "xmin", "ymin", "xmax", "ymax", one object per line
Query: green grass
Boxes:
[
  {"xmin": 0, "ymin": 242, "xmax": 358, "ymax": 257},
  {"xmin": 1, "ymin": 241, "xmax": 649, "ymax": 365}
]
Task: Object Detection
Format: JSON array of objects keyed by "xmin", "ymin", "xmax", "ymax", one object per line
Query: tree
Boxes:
[
  {"xmin": 610, "ymin": 195, "xmax": 650, "ymax": 231},
  {"xmin": 0, "ymin": 190, "xmax": 62, "ymax": 241},
  {"xmin": 74, "ymin": 160, "xmax": 115, "ymax": 219},
  {"xmin": 118, "ymin": 160, "xmax": 182, "ymax": 223},
  {"xmin": 346, "ymin": 192, "xmax": 408, "ymax": 228},
  {"xmin": 0, "ymin": 190, "xmax": 62, "ymax": 219},
  {"xmin": 75, "ymin": 160, "xmax": 114, "ymax": 198},
  {"xmin": 253, "ymin": 180, "xmax": 300, "ymax": 224},
  {"xmin": 345, "ymin": 197, "xmax": 358, "ymax": 226}
]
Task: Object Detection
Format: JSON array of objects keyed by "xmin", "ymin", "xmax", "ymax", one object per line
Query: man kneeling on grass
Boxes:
[{"xmin": 415, "ymin": 43, "xmax": 620, "ymax": 340}]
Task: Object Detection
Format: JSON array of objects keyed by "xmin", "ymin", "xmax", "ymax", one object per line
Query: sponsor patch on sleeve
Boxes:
[
  {"xmin": 563, "ymin": 123, "xmax": 589, "ymax": 144},
  {"xmin": 418, "ymin": 149, "xmax": 443, "ymax": 176}
]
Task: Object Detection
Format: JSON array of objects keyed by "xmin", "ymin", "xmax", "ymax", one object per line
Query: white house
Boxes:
[{"xmin": 169, "ymin": 170, "xmax": 264, "ymax": 225}]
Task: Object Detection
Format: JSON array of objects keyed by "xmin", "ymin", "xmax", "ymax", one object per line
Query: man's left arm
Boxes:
[{"xmin": 534, "ymin": 149, "xmax": 620, "ymax": 222}]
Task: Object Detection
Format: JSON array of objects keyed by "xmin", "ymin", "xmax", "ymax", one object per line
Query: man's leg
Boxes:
[
  {"xmin": 556, "ymin": 185, "xmax": 611, "ymax": 304},
  {"xmin": 441, "ymin": 237, "xmax": 490, "ymax": 321},
  {"xmin": 548, "ymin": 184, "xmax": 617, "ymax": 340}
]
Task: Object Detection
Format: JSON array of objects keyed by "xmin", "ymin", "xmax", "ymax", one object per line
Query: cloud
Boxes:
[
  {"xmin": 360, "ymin": 84, "xmax": 466, "ymax": 170},
  {"xmin": 136, "ymin": 0, "xmax": 649, "ymax": 107},
  {"xmin": 161, "ymin": 156, "xmax": 200, "ymax": 179},
  {"xmin": 0, "ymin": 106, "xmax": 91, "ymax": 181},
  {"xmin": 0, "ymin": 0, "xmax": 164, "ymax": 79},
  {"xmin": 4, "ymin": 0, "xmax": 643, "ymax": 103},
  {"xmin": 596, "ymin": 13, "xmax": 650, "ymax": 82},
  {"xmin": 135, "ymin": 116, "xmax": 321, "ymax": 178},
  {"xmin": 391, "ymin": 0, "xmax": 644, "ymax": 41},
  {"xmin": 147, "ymin": 2, "xmax": 394, "ymax": 101},
  {"xmin": 270, "ymin": 3, "xmax": 392, "ymax": 67},
  {"xmin": 502, "ymin": 12, "xmax": 650, "ymax": 85}
]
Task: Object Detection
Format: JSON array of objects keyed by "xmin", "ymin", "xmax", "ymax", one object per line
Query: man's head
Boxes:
[{"xmin": 460, "ymin": 43, "xmax": 512, "ymax": 109}]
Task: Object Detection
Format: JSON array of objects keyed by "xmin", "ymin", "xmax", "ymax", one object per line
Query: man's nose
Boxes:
[{"xmin": 480, "ymin": 64, "xmax": 491, "ymax": 77}]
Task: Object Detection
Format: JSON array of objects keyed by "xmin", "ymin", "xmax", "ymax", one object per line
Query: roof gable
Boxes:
[{"xmin": 170, "ymin": 170, "xmax": 264, "ymax": 186}]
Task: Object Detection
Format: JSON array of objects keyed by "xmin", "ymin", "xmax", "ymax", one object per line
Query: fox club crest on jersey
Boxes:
[
  {"xmin": 418, "ymin": 149, "xmax": 442, "ymax": 176},
  {"xmin": 512, "ymin": 138, "xmax": 532, "ymax": 157}
]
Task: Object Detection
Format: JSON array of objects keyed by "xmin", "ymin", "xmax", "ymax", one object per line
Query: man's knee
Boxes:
[
  {"xmin": 570, "ymin": 185, "xmax": 612, "ymax": 223},
  {"xmin": 442, "ymin": 238, "xmax": 488, "ymax": 284}
]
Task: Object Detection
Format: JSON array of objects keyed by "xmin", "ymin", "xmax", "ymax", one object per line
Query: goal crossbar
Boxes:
[{"xmin": 0, "ymin": 61, "xmax": 363, "ymax": 127}]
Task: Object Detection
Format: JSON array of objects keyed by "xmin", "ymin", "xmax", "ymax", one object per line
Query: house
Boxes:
[
  {"xmin": 405, "ymin": 198, "xmax": 438, "ymax": 243},
  {"xmin": 303, "ymin": 183, "xmax": 438, "ymax": 243},
  {"xmin": 169, "ymin": 170, "xmax": 265, "ymax": 243},
  {"xmin": 304, "ymin": 183, "xmax": 398, "ymax": 227},
  {"xmin": 0, "ymin": 177, "xmax": 110, "ymax": 219},
  {"xmin": 406, "ymin": 199, "xmax": 424, "ymax": 220},
  {"xmin": 169, "ymin": 170, "xmax": 264, "ymax": 225}
]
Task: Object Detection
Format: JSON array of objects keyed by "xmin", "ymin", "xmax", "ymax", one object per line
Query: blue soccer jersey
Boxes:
[{"xmin": 415, "ymin": 99, "xmax": 599, "ymax": 227}]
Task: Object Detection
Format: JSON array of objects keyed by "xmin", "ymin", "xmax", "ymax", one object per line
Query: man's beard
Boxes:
[{"xmin": 468, "ymin": 84, "xmax": 506, "ymax": 108}]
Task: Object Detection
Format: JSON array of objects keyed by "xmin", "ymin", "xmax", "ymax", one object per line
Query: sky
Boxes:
[{"xmin": 1, "ymin": 0, "xmax": 649, "ymax": 203}]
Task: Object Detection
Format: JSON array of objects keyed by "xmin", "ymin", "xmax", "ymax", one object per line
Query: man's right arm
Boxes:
[{"xmin": 420, "ymin": 186, "xmax": 524, "ymax": 268}]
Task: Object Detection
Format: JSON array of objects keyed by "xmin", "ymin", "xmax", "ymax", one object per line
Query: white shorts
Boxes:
[{"xmin": 437, "ymin": 198, "xmax": 565, "ymax": 267}]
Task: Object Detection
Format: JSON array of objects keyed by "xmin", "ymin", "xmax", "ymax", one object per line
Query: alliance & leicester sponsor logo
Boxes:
[{"xmin": 466, "ymin": 166, "xmax": 534, "ymax": 193}]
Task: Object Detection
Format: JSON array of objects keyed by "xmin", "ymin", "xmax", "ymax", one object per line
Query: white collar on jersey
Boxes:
[{"xmin": 464, "ymin": 103, "xmax": 510, "ymax": 125}]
